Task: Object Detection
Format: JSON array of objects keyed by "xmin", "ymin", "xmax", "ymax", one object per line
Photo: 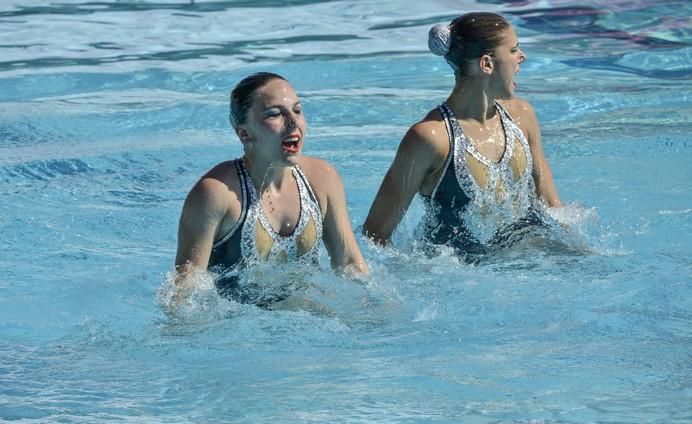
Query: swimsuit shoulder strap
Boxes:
[
  {"xmin": 212, "ymin": 158, "xmax": 251, "ymax": 248},
  {"xmin": 237, "ymin": 158, "xmax": 258, "ymax": 203},
  {"xmin": 494, "ymin": 101, "xmax": 531, "ymax": 153},
  {"xmin": 494, "ymin": 101, "xmax": 515, "ymax": 123},
  {"xmin": 293, "ymin": 165, "xmax": 322, "ymax": 218},
  {"xmin": 438, "ymin": 102, "xmax": 456, "ymax": 148},
  {"xmin": 429, "ymin": 102, "xmax": 461, "ymax": 199}
]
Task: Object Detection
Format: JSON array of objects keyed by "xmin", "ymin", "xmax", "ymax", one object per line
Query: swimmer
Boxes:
[
  {"xmin": 173, "ymin": 72, "xmax": 367, "ymax": 307},
  {"xmin": 363, "ymin": 12, "xmax": 562, "ymax": 255}
]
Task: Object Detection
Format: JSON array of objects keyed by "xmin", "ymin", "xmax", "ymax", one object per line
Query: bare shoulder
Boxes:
[
  {"xmin": 197, "ymin": 160, "xmax": 239, "ymax": 195},
  {"xmin": 499, "ymin": 97, "xmax": 540, "ymax": 143},
  {"xmin": 185, "ymin": 160, "xmax": 240, "ymax": 217},
  {"xmin": 202, "ymin": 160, "xmax": 239, "ymax": 184},
  {"xmin": 404, "ymin": 108, "xmax": 449, "ymax": 157},
  {"xmin": 399, "ymin": 109, "xmax": 450, "ymax": 191},
  {"xmin": 499, "ymin": 97, "xmax": 538, "ymax": 125},
  {"xmin": 296, "ymin": 156, "xmax": 343, "ymax": 191},
  {"xmin": 294, "ymin": 156, "xmax": 344, "ymax": 215}
]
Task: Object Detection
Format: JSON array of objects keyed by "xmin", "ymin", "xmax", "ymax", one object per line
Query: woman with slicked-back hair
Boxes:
[
  {"xmin": 173, "ymin": 72, "xmax": 367, "ymax": 309},
  {"xmin": 364, "ymin": 12, "xmax": 562, "ymax": 258}
]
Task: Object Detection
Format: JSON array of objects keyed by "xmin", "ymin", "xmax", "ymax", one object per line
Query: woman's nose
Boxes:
[
  {"xmin": 286, "ymin": 112, "xmax": 302, "ymax": 130},
  {"xmin": 286, "ymin": 117, "xmax": 297, "ymax": 130},
  {"xmin": 519, "ymin": 49, "xmax": 526, "ymax": 63}
]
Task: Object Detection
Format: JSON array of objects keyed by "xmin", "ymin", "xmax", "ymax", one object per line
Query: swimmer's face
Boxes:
[
  {"xmin": 488, "ymin": 26, "xmax": 526, "ymax": 98},
  {"xmin": 239, "ymin": 78, "xmax": 306, "ymax": 164}
]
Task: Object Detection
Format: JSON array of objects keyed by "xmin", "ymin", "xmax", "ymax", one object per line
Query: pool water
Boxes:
[{"xmin": 1, "ymin": 0, "xmax": 691, "ymax": 422}]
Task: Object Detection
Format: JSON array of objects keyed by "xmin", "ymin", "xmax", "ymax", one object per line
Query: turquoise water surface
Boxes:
[{"xmin": 1, "ymin": 0, "xmax": 691, "ymax": 422}]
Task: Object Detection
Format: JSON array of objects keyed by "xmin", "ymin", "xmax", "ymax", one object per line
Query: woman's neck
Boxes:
[
  {"xmin": 242, "ymin": 154, "xmax": 294, "ymax": 192},
  {"xmin": 446, "ymin": 81, "xmax": 497, "ymax": 123}
]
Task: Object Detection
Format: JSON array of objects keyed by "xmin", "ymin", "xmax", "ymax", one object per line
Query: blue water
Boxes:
[{"xmin": 1, "ymin": 0, "xmax": 691, "ymax": 422}]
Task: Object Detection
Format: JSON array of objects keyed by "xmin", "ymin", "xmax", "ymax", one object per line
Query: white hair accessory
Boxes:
[{"xmin": 428, "ymin": 24, "xmax": 451, "ymax": 56}]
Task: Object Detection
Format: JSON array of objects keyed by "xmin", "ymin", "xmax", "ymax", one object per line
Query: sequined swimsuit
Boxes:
[
  {"xmin": 208, "ymin": 159, "xmax": 323, "ymax": 300},
  {"xmin": 420, "ymin": 101, "xmax": 543, "ymax": 255}
]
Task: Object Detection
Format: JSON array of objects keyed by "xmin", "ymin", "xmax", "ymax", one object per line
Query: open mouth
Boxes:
[{"xmin": 281, "ymin": 134, "xmax": 301, "ymax": 153}]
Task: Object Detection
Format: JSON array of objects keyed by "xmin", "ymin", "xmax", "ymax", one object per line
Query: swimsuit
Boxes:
[
  {"xmin": 208, "ymin": 159, "xmax": 323, "ymax": 302},
  {"xmin": 420, "ymin": 101, "xmax": 542, "ymax": 255}
]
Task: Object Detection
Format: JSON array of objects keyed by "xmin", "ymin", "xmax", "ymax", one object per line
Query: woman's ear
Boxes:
[
  {"xmin": 236, "ymin": 125, "xmax": 252, "ymax": 143},
  {"xmin": 480, "ymin": 54, "xmax": 494, "ymax": 75}
]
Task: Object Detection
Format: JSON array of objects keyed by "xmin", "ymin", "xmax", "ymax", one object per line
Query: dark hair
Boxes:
[
  {"xmin": 229, "ymin": 72, "xmax": 287, "ymax": 130},
  {"xmin": 446, "ymin": 12, "xmax": 510, "ymax": 76}
]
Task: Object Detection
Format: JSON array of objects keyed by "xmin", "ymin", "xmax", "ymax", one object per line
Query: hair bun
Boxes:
[{"xmin": 428, "ymin": 24, "xmax": 451, "ymax": 56}]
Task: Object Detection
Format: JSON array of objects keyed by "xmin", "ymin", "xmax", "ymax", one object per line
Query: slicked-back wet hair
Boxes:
[
  {"xmin": 229, "ymin": 72, "xmax": 287, "ymax": 131},
  {"xmin": 445, "ymin": 12, "xmax": 510, "ymax": 77}
]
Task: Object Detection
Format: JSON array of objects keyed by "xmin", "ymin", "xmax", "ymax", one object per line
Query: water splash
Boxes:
[
  {"xmin": 156, "ymin": 261, "xmax": 395, "ymax": 328},
  {"xmin": 157, "ymin": 269, "xmax": 238, "ymax": 324}
]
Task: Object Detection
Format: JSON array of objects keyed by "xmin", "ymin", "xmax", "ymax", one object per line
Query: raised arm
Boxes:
[
  {"xmin": 510, "ymin": 99, "xmax": 562, "ymax": 207},
  {"xmin": 363, "ymin": 122, "xmax": 446, "ymax": 244}
]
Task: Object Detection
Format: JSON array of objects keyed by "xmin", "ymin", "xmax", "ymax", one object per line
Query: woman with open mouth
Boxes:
[
  {"xmin": 363, "ymin": 12, "xmax": 563, "ymax": 259},
  {"xmin": 172, "ymin": 72, "xmax": 368, "ymax": 308}
]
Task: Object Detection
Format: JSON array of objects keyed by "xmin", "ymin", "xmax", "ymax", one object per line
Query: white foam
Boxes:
[{"xmin": 157, "ymin": 269, "xmax": 237, "ymax": 323}]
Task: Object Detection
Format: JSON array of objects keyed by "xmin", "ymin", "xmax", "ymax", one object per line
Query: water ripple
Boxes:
[
  {"xmin": 1, "ymin": 158, "xmax": 93, "ymax": 182},
  {"xmin": 562, "ymin": 56, "xmax": 692, "ymax": 79},
  {"xmin": 0, "ymin": 34, "xmax": 368, "ymax": 72},
  {"xmin": 0, "ymin": 0, "xmax": 342, "ymax": 17}
]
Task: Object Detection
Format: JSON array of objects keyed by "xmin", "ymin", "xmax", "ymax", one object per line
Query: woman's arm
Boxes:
[
  {"xmin": 173, "ymin": 177, "xmax": 229, "ymax": 303},
  {"xmin": 510, "ymin": 99, "xmax": 562, "ymax": 207},
  {"xmin": 309, "ymin": 160, "xmax": 368, "ymax": 275},
  {"xmin": 363, "ymin": 122, "xmax": 446, "ymax": 244}
]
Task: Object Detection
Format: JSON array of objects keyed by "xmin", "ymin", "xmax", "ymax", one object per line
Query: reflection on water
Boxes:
[
  {"xmin": 0, "ymin": 0, "xmax": 689, "ymax": 75},
  {"xmin": 0, "ymin": 0, "xmax": 340, "ymax": 16}
]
